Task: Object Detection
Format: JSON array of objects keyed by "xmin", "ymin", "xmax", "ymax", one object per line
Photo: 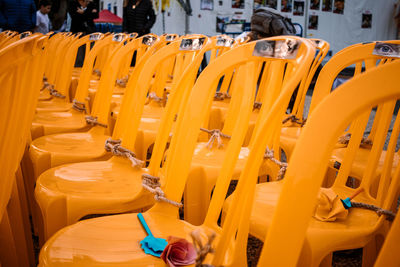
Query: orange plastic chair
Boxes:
[
  {"xmin": 33, "ymin": 35, "xmax": 209, "ymax": 242},
  {"xmin": 224, "ymin": 59, "xmax": 400, "ymax": 266},
  {"xmin": 0, "ymin": 35, "xmax": 47, "ymax": 267},
  {"xmin": 184, "ymin": 37, "xmax": 316, "ymax": 225},
  {"xmin": 37, "ymin": 37, "xmax": 292, "ymax": 267},
  {"xmin": 280, "ymin": 40, "xmax": 400, "ymax": 161}
]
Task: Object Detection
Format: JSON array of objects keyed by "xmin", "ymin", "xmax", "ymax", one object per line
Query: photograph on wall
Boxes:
[
  {"xmin": 216, "ymin": 15, "xmax": 230, "ymax": 32},
  {"xmin": 266, "ymin": 0, "xmax": 277, "ymax": 9},
  {"xmin": 308, "ymin": 15, "xmax": 318, "ymax": 30},
  {"xmin": 254, "ymin": 0, "xmax": 264, "ymax": 10},
  {"xmin": 281, "ymin": 0, "xmax": 292, "ymax": 12},
  {"xmin": 322, "ymin": 0, "xmax": 332, "ymax": 11},
  {"xmin": 310, "ymin": 0, "xmax": 320, "ymax": 10},
  {"xmin": 333, "ymin": 0, "xmax": 344, "ymax": 14},
  {"xmin": 362, "ymin": 13, "xmax": 372, "ymax": 29},
  {"xmin": 232, "ymin": 0, "xmax": 245, "ymax": 8},
  {"xmin": 253, "ymin": 39, "xmax": 299, "ymax": 59},
  {"xmin": 201, "ymin": 0, "xmax": 214, "ymax": 10},
  {"xmin": 293, "ymin": 0, "xmax": 305, "ymax": 16},
  {"xmin": 372, "ymin": 42, "xmax": 400, "ymax": 58}
]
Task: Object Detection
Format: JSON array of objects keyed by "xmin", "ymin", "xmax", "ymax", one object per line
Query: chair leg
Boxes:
[
  {"xmin": 0, "ymin": 211, "xmax": 19, "ymax": 267},
  {"xmin": 319, "ymin": 253, "xmax": 332, "ymax": 267},
  {"xmin": 362, "ymin": 237, "xmax": 379, "ymax": 267}
]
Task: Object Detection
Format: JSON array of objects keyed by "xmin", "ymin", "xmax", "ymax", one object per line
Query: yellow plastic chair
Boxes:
[
  {"xmin": 224, "ymin": 59, "xmax": 400, "ymax": 266},
  {"xmin": 184, "ymin": 37, "xmax": 316, "ymax": 225},
  {"xmin": 280, "ymin": 40, "xmax": 400, "ymax": 161},
  {"xmin": 37, "ymin": 37, "xmax": 289, "ymax": 267},
  {"xmin": 33, "ymin": 35, "xmax": 211, "ymax": 242},
  {"xmin": 0, "ymin": 35, "xmax": 46, "ymax": 266}
]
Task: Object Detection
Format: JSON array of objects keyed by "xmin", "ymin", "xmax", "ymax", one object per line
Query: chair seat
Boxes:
[
  {"xmin": 331, "ymin": 148, "xmax": 400, "ymax": 178},
  {"xmin": 224, "ymin": 181, "xmax": 379, "ymax": 250},
  {"xmin": 30, "ymin": 127, "xmax": 110, "ymax": 167},
  {"xmin": 31, "ymin": 111, "xmax": 89, "ymax": 139},
  {"xmin": 35, "ymin": 100, "xmax": 73, "ymax": 113},
  {"xmin": 38, "ymin": 90, "xmax": 53, "ymax": 101},
  {"xmin": 39, "ymin": 212, "xmax": 222, "ymax": 266}
]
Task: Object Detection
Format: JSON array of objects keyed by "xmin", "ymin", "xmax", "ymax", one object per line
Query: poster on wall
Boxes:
[
  {"xmin": 216, "ymin": 14, "xmax": 230, "ymax": 32},
  {"xmin": 281, "ymin": 0, "xmax": 292, "ymax": 12},
  {"xmin": 254, "ymin": 0, "xmax": 264, "ymax": 10},
  {"xmin": 333, "ymin": 0, "xmax": 344, "ymax": 14},
  {"xmin": 232, "ymin": 0, "xmax": 245, "ymax": 8},
  {"xmin": 293, "ymin": 0, "xmax": 305, "ymax": 16},
  {"xmin": 322, "ymin": 0, "xmax": 332, "ymax": 11},
  {"xmin": 201, "ymin": 0, "xmax": 214, "ymax": 10},
  {"xmin": 310, "ymin": 0, "xmax": 320, "ymax": 10},
  {"xmin": 362, "ymin": 13, "xmax": 372, "ymax": 28},
  {"xmin": 308, "ymin": 15, "xmax": 318, "ymax": 30}
]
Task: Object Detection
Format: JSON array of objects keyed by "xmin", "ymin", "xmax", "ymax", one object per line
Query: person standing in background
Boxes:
[
  {"xmin": 68, "ymin": 0, "xmax": 98, "ymax": 34},
  {"xmin": 35, "ymin": 0, "xmax": 52, "ymax": 34},
  {"xmin": 0, "ymin": 0, "xmax": 37, "ymax": 32},
  {"xmin": 123, "ymin": 0, "xmax": 155, "ymax": 36}
]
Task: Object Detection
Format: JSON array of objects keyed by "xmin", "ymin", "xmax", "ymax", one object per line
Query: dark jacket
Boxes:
[
  {"xmin": 68, "ymin": 0, "xmax": 99, "ymax": 34},
  {"xmin": 123, "ymin": 0, "xmax": 155, "ymax": 35},
  {"xmin": 0, "ymin": 0, "xmax": 36, "ymax": 32}
]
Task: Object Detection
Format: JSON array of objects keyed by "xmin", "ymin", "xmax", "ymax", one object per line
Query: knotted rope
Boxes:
[
  {"xmin": 93, "ymin": 69, "xmax": 101, "ymax": 77},
  {"xmin": 190, "ymin": 229, "xmax": 216, "ymax": 267},
  {"xmin": 200, "ymin": 128, "xmax": 231, "ymax": 149},
  {"xmin": 141, "ymin": 173, "xmax": 183, "ymax": 207},
  {"xmin": 338, "ymin": 133, "xmax": 373, "ymax": 148},
  {"xmin": 115, "ymin": 75, "xmax": 129, "ymax": 88},
  {"xmin": 48, "ymin": 87, "xmax": 66, "ymax": 99},
  {"xmin": 147, "ymin": 92, "xmax": 164, "ymax": 103},
  {"xmin": 253, "ymin": 101, "xmax": 262, "ymax": 110},
  {"xmin": 264, "ymin": 147, "xmax": 288, "ymax": 180},
  {"xmin": 104, "ymin": 138, "xmax": 144, "ymax": 167},
  {"xmin": 214, "ymin": 92, "xmax": 231, "ymax": 101},
  {"xmin": 85, "ymin": 115, "xmax": 108, "ymax": 128},
  {"xmin": 350, "ymin": 202, "xmax": 396, "ymax": 221},
  {"xmin": 72, "ymin": 99, "xmax": 87, "ymax": 113},
  {"xmin": 282, "ymin": 114, "xmax": 306, "ymax": 126}
]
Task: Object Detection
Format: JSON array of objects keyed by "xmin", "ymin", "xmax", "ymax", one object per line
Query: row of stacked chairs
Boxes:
[{"xmin": 0, "ymin": 30, "xmax": 399, "ymax": 266}]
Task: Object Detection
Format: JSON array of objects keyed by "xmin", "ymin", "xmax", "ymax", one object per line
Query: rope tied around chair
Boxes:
[
  {"xmin": 214, "ymin": 91, "xmax": 231, "ymax": 101},
  {"xmin": 93, "ymin": 69, "xmax": 101, "ymax": 77},
  {"xmin": 253, "ymin": 101, "xmax": 262, "ymax": 110},
  {"xmin": 148, "ymin": 92, "xmax": 164, "ymax": 102},
  {"xmin": 85, "ymin": 115, "xmax": 108, "ymax": 128},
  {"xmin": 338, "ymin": 133, "xmax": 373, "ymax": 148},
  {"xmin": 115, "ymin": 75, "xmax": 129, "ymax": 88},
  {"xmin": 190, "ymin": 229, "xmax": 216, "ymax": 267},
  {"xmin": 350, "ymin": 202, "xmax": 396, "ymax": 221},
  {"xmin": 72, "ymin": 99, "xmax": 87, "ymax": 113},
  {"xmin": 264, "ymin": 147, "xmax": 288, "ymax": 180},
  {"xmin": 48, "ymin": 87, "xmax": 66, "ymax": 99},
  {"xmin": 141, "ymin": 173, "xmax": 183, "ymax": 207},
  {"xmin": 282, "ymin": 114, "xmax": 306, "ymax": 126},
  {"xmin": 104, "ymin": 138, "xmax": 144, "ymax": 167},
  {"xmin": 200, "ymin": 128, "xmax": 231, "ymax": 149}
]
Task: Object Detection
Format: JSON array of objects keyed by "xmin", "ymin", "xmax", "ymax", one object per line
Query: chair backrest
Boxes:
[
  {"xmin": 309, "ymin": 40, "xmax": 400, "ymax": 114},
  {"xmin": 53, "ymin": 33, "xmax": 105, "ymax": 100},
  {"xmin": 254, "ymin": 59, "xmax": 400, "ymax": 266},
  {"xmin": 0, "ymin": 35, "xmax": 46, "ymax": 221},
  {"xmin": 144, "ymin": 37, "xmax": 315, "ymax": 266}
]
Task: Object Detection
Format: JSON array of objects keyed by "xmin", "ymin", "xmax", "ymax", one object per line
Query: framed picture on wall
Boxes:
[
  {"xmin": 281, "ymin": 0, "xmax": 292, "ymax": 12},
  {"xmin": 310, "ymin": 0, "xmax": 320, "ymax": 10},
  {"xmin": 362, "ymin": 13, "xmax": 372, "ymax": 28},
  {"xmin": 293, "ymin": 0, "xmax": 305, "ymax": 16},
  {"xmin": 201, "ymin": 0, "xmax": 214, "ymax": 10},
  {"xmin": 322, "ymin": 0, "xmax": 332, "ymax": 11},
  {"xmin": 308, "ymin": 14, "xmax": 318, "ymax": 30},
  {"xmin": 333, "ymin": 0, "xmax": 344, "ymax": 14},
  {"xmin": 232, "ymin": 0, "xmax": 245, "ymax": 8}
]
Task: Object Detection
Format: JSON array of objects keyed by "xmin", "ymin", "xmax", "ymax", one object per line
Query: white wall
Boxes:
[
  {"xmin": 101, "ymin": 0, "xmax": 398, "ymax": 55},
  {"xmin": 100, "ymin": 0, "xmax": 124, "ymax": 18}
]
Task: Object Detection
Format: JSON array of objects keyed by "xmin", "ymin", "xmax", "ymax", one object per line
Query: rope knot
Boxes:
[
  {"xmin": 191, "ymin": 229, "xmax": 216, "ymax": 267},
  {"xmin": 214, "ymin": 92, "xmax": 231, "ymax": 101},
  {"xmin": 253, "ymin": 101, "xmax": 262, "ymax": 110},
  {"xmin": 93, "ymin": 69, "xmax": 101, "ymax": 77},
  {"xmin": 72, "ymin": 99, "xmax": 87, "ymax": 113},
  {"xmin": 200, "ymin": 128, "xmax": 231, "ymax": 149},
  {"xmin": 264, "ymin": 147, "xmax": 288, "ymax": 180},
  {"xmin": 282, "ymin": 114, "xmax": 306, "ymax": 126},
  {"xmin": 85, "ymin": 115, "xmax": 108, "ymax": 128},
  {"xmin": 338, "ymin": 133, "xmax": 373, "ymax": 148},
  {"xmin": 104, "ymin": 139, "xmax": 144, "ymax": 168},
  {"xmin": 141, "ymin": 174, "xmax": 182, "ymax": 207},
  {"xmin": 116, "ymin": 75, "xmax": 129, "ymax": 88}
]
